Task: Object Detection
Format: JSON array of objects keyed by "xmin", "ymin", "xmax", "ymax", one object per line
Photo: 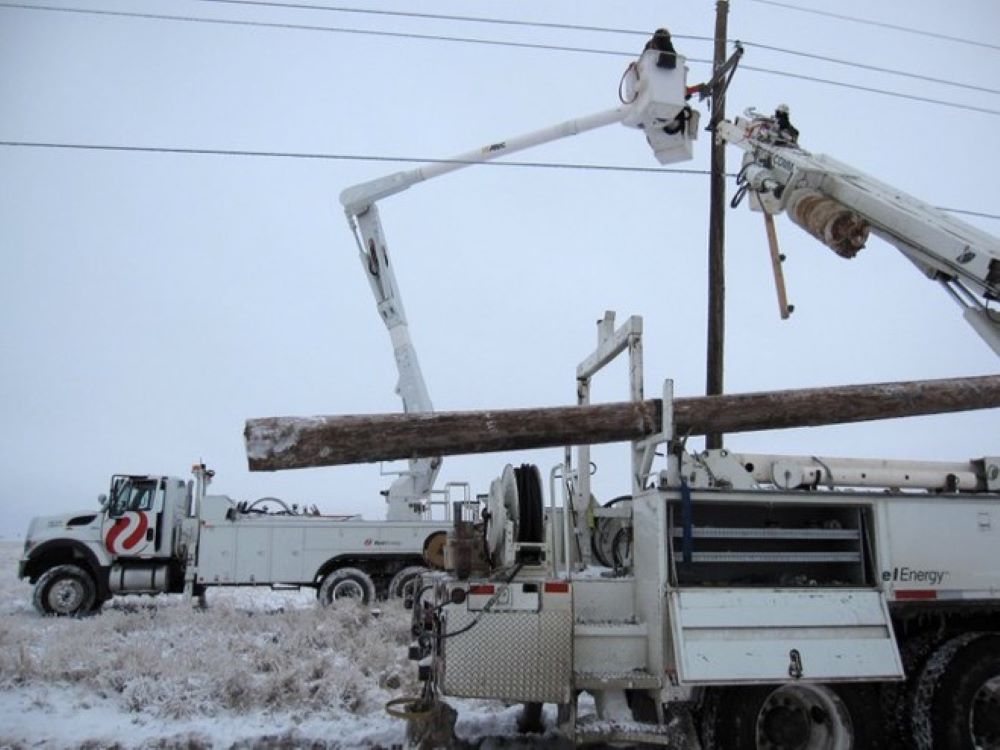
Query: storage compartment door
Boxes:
[{"xmin": 668, "ymin": 589, "xmax": 903, "ymax": 684}]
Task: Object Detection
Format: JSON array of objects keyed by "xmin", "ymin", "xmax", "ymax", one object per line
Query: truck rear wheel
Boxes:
[
  {"xmin": 914, "ymin": 632, "xmax": 1000, "ymax": 750},
  {"xmin": 701, "ymin": 682, "xmax": 884, "ymax": 749},
  {"xmin": 881, "ymin": 631, "xmax": 945, "ymax": 747},
  {"xmin": 318, "ymin": 567, "xmax": 376, "ymax": 606},
  {"xmin": 387, "ymin": 566, "xmax": 426, "ymax": 602},
  {"xmin": 33, "ymin": 564, "xmax": 97, "ymax": 616}
]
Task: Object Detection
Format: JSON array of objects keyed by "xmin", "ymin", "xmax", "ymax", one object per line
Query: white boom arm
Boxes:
[
  {"xmin": 718, "ymin": 113, "xmax": 1000, "ymax": 356},
  {"xmin": 339, "ymin": 51, "xmax": 699, "ymax": 519}
]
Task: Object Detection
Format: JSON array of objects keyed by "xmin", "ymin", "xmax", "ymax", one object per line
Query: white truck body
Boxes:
[
  {"xmin": 409, "ymin": 316, "xmax": 1000, "ymax": 747},
  {"xmin": 330, "ymin": 38, "xmax": 1000, "ymax": 746},
  {"xmin": 19, "ymin": 466, "xmax": 466, "ymax": 614}
]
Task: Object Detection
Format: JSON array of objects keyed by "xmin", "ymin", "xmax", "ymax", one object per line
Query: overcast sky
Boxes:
[{"xmin": 2, "ymin": 0, "xmax": 998, "ymax": 538}]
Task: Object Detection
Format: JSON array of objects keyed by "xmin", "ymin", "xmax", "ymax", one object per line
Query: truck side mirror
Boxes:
[{"xmin": 98, "ymin": 493, "xmax": 108, "ymax": 509}]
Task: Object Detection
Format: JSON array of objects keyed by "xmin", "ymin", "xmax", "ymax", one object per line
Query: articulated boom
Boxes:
[
  {"xmin": 718, "ymin": 113, "xmax": 1000, "ymax": 355},
  {"xmin": 349, "ymin": 202, "xmax": 440, "ymax": 520},
  {"xmin": 339, "ymin": 48, "xmax": 699, "ymax": 517}
]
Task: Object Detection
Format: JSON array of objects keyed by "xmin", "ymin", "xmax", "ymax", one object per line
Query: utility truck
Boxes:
[
  {"xmin": 308, "ymin": 41, "xmax": 1000, "ymax": 749},
  {"xmin": 19, "ymin": 463, "xmax": 472, "ymax": 615},
  {"xmin": 405, "ymin": 320, "xmax": 999, "ymax": 749}
]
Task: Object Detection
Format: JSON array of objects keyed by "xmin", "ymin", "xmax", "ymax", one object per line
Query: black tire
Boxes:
[
  {"xmin": 387, "ymin": 566, "xmax": 426, "ymax": 601},
  {"xmin": 700, "ymin": 682, "xmax": 885, "ymax": 750},
  {"xmin": 317, "ymin": 567, "xmax": 376, "ymax": 606},
  {"xmin": 923, "ymin": 633, "xmax": 1000, "ymax": 750},
  {"xmin": 32, "ymin": 564, "xmax": 97, "ymax": 616},
  {"xmin": 910, "ymin": 632, "xmax": 987, "ymax": 750},
  {"xmin": 881, "ymin": 630, "xmax": 946, "ymax": 749}
]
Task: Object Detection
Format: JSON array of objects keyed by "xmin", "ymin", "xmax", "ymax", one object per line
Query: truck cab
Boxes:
[
  {"xmin": 19, "ymin": 472, "xmax": 193, "ymax": 615},
  {"xmin": 102, "ymin": 473, "xmax": 194, "ymax": 562}
]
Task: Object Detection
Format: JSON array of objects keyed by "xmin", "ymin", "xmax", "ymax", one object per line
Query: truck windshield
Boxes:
[{"xmin": 108, "ymin": 477, "xmax": 159, "ymax": 518}]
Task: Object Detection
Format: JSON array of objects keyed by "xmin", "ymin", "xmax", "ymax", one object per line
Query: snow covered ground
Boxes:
[{"xmin": 0, "ymin": 542, "xmax": 532, "ymax": 749}]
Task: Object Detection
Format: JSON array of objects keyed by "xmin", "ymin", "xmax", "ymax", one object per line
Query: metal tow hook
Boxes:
[{"xmin": 788, "ymin": 649, "xmax": 804, "ymax": 679}]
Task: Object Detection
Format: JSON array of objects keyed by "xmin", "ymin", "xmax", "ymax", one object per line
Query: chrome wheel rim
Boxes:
[
  {"xmin": 755, "ymin": 684, "xmax": 853, "ymax": 750},
  {"xmin": 47, "ymin": 578, "xmax": 85, "ymax": 614},
  {"xmin": 970, "ymin": 675, "xmax": 1000, "ymax": 749}
]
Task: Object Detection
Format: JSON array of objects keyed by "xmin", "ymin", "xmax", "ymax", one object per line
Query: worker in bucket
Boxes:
[
  {"xmin": 774, "ymin": 103, "xmax": 800, "ymax": 145},
  {"xmin": 644, "ymin": 27, "xmax": 677, "ymax": 69}
]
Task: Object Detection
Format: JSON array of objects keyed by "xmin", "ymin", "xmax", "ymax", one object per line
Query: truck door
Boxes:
[{"xmin": 102, "ymin": 475, "xmax": 163, "ymax": 560}]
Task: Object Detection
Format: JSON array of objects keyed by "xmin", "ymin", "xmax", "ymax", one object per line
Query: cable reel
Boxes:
[{"xmin": 484, "ymin": 463, "xmax": 544, "ymax": 565}]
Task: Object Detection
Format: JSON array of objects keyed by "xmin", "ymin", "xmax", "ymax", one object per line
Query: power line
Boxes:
[
  {"xmin": 739, "ymin": 41, "xmax": 1000, "ymax": 96},
  {"xmin": 190, "ymin": 0, "xmax": 1000, "ymax": 96},
  {"xmin": 0, "ymin": 2, "xmax": 652, "ymax": 59},
  {"xmin": 2, "ymin": 2, "xmax": 998, "ymax": 116},
  {"xmin": 935, "ymin": 207, "xmax": 1000, "ymax": 221},
  {"xmin": 3, "ymin": 140, "xmax": 998, "ymax": 221},
  {"xmin": 190, "ymin": 0, "xmax": 714, "ymax": 43},
  {"xmin": 0, "ymin": 140, "xmax": 713, "ymax": 175},
  {"xmin": 749, "ymin": 0, "xmax": 1000, "ymax": 52},
  {"xmin": 740, "ymin": 64, "xmax": 1000, "ymax": 116}
]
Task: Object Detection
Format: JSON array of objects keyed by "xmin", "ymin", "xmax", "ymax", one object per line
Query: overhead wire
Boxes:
[
  {"xmin": 3, "ymin": 140, "xmax": 997, "ymax": 221},
  {"xmin": 189, "ymin": 0, "xmax": 1000, "ymax": 96},
  {"xmin": 739, "ymin": 64, "xmax": 1000, "ymax": 116},
  {"xmin": 749, "ymin": 0, "xmax": 1000, "ymax": 52},
  {"xmin": 738, "ymin": 41, "xmax": 1000, "ymax": 96},
  {"xmin": 2, "ymin": 3, "xmax": 998, "ymax": 216},
  {"xmin": 0, "ymin": 140, "xmax": 715, "ymax": 175},
  {"xmin": 189, "ymin": 0, "xmax": 715, "ymax": 43},
  {"xmin": 1, "ymin": 2, "xmax": 998, "ymax": 115},
  {"xmin": 0, "ymin": 2, "xmax": 656, "ymax": 59}
]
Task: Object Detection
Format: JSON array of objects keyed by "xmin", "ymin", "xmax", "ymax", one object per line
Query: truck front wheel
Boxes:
[
  {"xmin": 701, "ymin": 682, "xmax": 884, "ymax": 749},
  {"xmin": 33, "ymin": 564, "xmax": 97, "ymax": 616},
  {"xmin": 318, "ymin": 567, "xmax": 376, "ymax": 606}
]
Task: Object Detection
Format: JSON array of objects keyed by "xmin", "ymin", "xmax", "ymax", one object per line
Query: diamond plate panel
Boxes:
[{"xmin": 441, "ymin": 607, "xmax": 573, "ymax": 703}]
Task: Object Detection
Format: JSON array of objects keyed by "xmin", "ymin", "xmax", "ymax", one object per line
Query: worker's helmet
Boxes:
[
  {"xmin": 655, "ymin": 27, "xmax": 671, "ymax": 36},
  {"xmin": 776, "ymin": 103, "xmax": 790, "ymax": 114}
]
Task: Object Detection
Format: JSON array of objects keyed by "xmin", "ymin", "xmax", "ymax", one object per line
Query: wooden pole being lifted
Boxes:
[{"xmin": 245, "ymin": 374, "xmax": 1000, "ymax": 471}]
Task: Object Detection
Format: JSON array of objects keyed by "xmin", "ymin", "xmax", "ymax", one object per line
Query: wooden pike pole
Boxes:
[
  {"xmin": 763, "ymin": 212, "xmax": 794, "ymax": 320},
  {"xmin": 245, "ymin": 374, "xmax": 1000, "ymax": 471}
]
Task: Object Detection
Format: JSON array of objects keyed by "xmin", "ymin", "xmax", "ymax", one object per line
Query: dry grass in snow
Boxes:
[{"xmin": 0, "ymin": 542, "xmax": 454, "ymax": 748}]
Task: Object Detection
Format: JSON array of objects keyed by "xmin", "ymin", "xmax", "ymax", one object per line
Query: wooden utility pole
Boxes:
[
  {"xmin": 706, "ymin": 0, "xmax": 730, "ymax": 450},
  {"xmin": 245, "ymin": 375, "xmax": 1000, "ymax": 471}
]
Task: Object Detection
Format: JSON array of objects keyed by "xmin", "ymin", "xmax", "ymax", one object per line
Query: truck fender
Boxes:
[{"xmin": 23, "ymin": 539, "xmax": 110, "ymax": 599}]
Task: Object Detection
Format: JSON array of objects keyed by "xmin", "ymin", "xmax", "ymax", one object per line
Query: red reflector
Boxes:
[
  {"xmin": 468, "ymin": 584, "xmax": 495, "ymax": 595},
  {"xmin": 896, "ymin": 589, "xmax": 938, "ymax": 600},
  {"xmin": 544, "ymin": 581, "xmax": 570, "ymax": 593}
]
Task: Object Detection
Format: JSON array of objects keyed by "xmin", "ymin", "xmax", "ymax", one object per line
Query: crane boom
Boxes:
[
  {"xmin": 338, "ymin": 50, "xmax": 700, "ymax": 518},
  {"xmin": 718, "ymin": 113, "xmax": 1000, "ymax": 355}
]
